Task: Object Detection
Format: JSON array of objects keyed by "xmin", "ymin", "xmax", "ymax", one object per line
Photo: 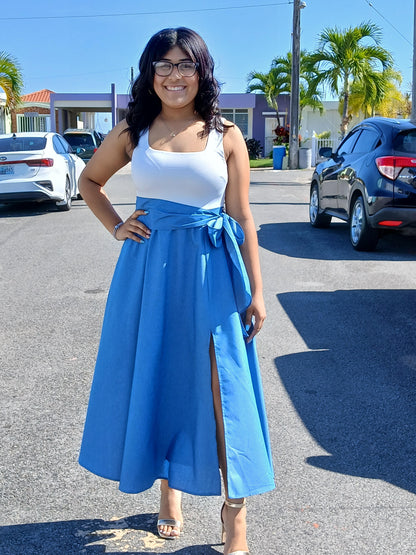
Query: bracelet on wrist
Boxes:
[{"xmin": 112, "ymin": 221, "xmax": 124, "ymax": 239}]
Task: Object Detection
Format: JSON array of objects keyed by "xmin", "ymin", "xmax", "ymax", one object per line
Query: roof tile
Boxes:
[{"xmin": 21, "ymin": 89, "xmax": 55, "ymax": 103}]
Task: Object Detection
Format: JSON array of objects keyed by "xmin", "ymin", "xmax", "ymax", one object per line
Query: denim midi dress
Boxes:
[{"xmin": 78, "ymin": 128, "xmax": 275, "ymax": 499}]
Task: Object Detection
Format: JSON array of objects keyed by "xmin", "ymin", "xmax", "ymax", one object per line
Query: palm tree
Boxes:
[
  {"xmin": 246, "ymin": 67, "xmax": 289, "ymax": 123},
  {"xmin": 0, "ymin": 51, "xmax": 23, "ymax": 110},
  {"xmin": 347, "ymin": 67, "xmax": 405, "ymax": 118},
  {"xmin": 308, "ymin": 21, "xmax": 393, "ymax": 137},
  {"xmin": 272, "ymin": 51, "xmax": 324, "ymax": 129}
]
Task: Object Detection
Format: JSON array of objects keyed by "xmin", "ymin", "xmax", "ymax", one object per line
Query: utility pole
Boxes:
[
  {"xmin": 412, "ymin": 0, "xmax": 416, "ymax": 122},
  {"xmin": 289, "ymin": 0, "xmax": 304, "ymax": 169}
]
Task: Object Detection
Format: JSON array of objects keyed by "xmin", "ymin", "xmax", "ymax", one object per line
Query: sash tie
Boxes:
[{"xmin": 135, "ymin": 198, "xmax": 252, "ymax": 314}]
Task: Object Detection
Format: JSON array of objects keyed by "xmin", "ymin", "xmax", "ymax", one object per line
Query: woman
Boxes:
[{"xmin": 78, "ymin": 27, "xmax": 275, "ymax": 555}]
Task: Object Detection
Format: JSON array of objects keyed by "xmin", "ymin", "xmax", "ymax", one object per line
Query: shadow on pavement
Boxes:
[
  {"xmin": 250, "ymin": 181, "xmax": 310, "ymax": 187},
  {"xmin": 258, "ymin": 221, "xmax": 416, "ymax": 260},
  {"xmin": 0, "ymin": 200, "xmax": 135, "ymax": 218},
  {"xmin": 251, "ymin": 201, "xmax": 309, "ymax": 206},
  {"xmin": 0, "ymin": 201, "xmax": 59, "ymax": 217},
  {"xmin": 0, "ymin": 514, "xmax": 220, "ymax": 554},
  {"xmin": 275, "ymin": 289, "xmax": 416, "ymax": 494}
]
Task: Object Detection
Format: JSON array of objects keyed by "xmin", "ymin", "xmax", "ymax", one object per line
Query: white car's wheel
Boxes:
[{"xmin": 56, "ymin": 177, "xmax": 72, "ymax": 211}]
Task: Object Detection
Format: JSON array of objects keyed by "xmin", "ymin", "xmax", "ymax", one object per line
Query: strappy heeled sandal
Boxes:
[
  {"xmin": 157, "ymin": 518, "xmax": 183, "ymax": 539},
  {"xmin": 157, "ymin": 483, "xmax": 183, "ymax": 539},
  {"xmin": 221, "ymin": 499, "xmax": 249, "ymax": 555}
]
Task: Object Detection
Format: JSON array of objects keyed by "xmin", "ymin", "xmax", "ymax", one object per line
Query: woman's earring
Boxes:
[{"xmin": 148, "ymin": 88, "xmax": 154, "ymax": 95}]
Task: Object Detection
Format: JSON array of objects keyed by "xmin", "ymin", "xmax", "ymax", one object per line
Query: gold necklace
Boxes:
[{"xmin": 160, "ymin": 117, "xmax": 198, "ymax": 138}]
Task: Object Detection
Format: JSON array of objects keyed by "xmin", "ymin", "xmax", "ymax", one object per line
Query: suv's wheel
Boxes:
[
  {"xmin": 309, "ymin": 182, "xmax": 332, "ymax": 227},
  {"xmin": 56, "ymin": 177, "xmax": 72, "ymax": 211},
  {"xmin": 349, "ymin": 195, "xmax": 379, "ymax": 251}
]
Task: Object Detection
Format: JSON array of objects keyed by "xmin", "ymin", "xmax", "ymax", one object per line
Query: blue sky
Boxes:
[{"xmin": 1, "ymin": 0, "xmax": 414, "ymax": 99}]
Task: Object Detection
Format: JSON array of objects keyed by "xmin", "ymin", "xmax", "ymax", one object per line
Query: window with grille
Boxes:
[{"xmin": 220, "ymin": 108, "xmax": 249, "ymax": 137}]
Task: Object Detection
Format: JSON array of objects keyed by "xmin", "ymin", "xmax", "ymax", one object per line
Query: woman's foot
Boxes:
[
  {"xmin": 157, "ymin": 480, "xmax": 183, "ymax": 539},
  {"xmin": 221, "ymin": 499, "xmax": 249, "ymax": 554}
]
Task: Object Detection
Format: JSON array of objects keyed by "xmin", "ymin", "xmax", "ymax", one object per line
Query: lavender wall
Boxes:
[
  {"xmin": 218, "ymin": 93, "xmax": 256, "ymax": 109},
  {"xmin": 218, "ymin": 93, "xmax": 292, "ymax": 154},
  {"xmin": 252, "ymin": 93, "xmax": 290, "ymax": 154},
  {"xmin": 117, "ymin": 95, "xmax": 130, "ymax": 109}
]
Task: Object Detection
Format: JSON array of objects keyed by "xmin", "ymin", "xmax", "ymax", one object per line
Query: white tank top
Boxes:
[{"xmin": 130, "ymin": 127, "xmax": 228, "ymax": 209}]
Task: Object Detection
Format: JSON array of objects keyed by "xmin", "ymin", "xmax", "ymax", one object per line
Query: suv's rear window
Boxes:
[
  {"xmin": 393, "ymin": 130, "xmax": 416, "ymax": 154},
  {"xmin": 0, "ymin": 137, "xmax": 46, "ymax": 152},
  {"xmin": 64, "ymin": 134, "xmax": 95, "ymax": 147}
]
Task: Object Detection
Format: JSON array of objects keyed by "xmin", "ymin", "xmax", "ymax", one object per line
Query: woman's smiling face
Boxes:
[{"xmin": 153, "ymin": 46, "xmax": 199, "ymax": 111}]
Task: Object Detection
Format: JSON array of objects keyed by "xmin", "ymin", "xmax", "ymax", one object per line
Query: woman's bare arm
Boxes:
[
  {"xmin": 78, "ymin": 120, "xmax": 150, "ymax": 242},
  {"xmin": 223, "ymin": 123, "xmax": 266, "ymax": 341}
]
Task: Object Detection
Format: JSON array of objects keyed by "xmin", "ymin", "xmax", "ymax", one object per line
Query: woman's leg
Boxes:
[
  {"xmin": 158, "ymin": 479, "xmax": 183, "ymax": 538},
  {"xmin": 210, "ymin": 339, "xmax": 249, "ymax": 553}
]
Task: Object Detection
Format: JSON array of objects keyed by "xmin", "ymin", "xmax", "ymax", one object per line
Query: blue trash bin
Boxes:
[{"xmin": 273, "ymin": 145, "xmax": 286, "ymax": 169}]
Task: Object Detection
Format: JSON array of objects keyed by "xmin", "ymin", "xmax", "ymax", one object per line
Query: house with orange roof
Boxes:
[
  {"xmin": 10, "ymin": 89, "xmax": 56, "ymax": 132},
  {"xmin": 6, "ymin": 88, "xmax": 111, "ymax": 133}
]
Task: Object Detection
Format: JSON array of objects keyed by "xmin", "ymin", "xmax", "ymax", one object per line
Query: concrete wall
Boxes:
[{"xmin": 301, "ymin": 100, "xmax": 362, "ymax": 140}]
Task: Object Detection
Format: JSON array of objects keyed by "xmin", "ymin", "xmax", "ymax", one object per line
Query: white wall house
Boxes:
[{"xmin": 301, "ymin": 100, "xmax": 362, "ymax": 142}]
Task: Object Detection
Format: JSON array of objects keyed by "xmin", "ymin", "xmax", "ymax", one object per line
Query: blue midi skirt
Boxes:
[{"xmin": 79, "ymin": 197, "xmax": 275, "ymax": 498}]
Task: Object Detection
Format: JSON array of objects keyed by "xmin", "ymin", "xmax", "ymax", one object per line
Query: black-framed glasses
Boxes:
[{"xmin": 152, "ymin": 61, "xmax": 199, "ymax": 77}]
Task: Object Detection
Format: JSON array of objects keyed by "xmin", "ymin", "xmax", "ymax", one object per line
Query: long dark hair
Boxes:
[{"xmin": 124, "ymin": 27, "xmax": 224, "ymax": 147}]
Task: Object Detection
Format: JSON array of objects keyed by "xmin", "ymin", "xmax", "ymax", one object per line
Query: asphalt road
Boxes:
[{"xmin": 1, "ymin": 167, "xmax": 416, "ymax": 555}]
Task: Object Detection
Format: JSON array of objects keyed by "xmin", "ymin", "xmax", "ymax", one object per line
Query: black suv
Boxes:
[
  {"xmin": 63, "ymin": 129, "xmax": 102, "ymax": 163},
  {"xmin": 309, "ymin": 117, "xmax": 416, "ymax": 250}
]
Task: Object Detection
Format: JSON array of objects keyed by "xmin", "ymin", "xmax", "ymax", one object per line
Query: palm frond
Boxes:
[{"xmin": 0, "ymin": 51, "xmax": 24, "ymax": 108}]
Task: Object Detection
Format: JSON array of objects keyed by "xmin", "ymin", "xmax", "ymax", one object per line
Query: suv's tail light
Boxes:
[{"xmin": 376, "ymin": 156, "xmax": 416, "ymax": 180}]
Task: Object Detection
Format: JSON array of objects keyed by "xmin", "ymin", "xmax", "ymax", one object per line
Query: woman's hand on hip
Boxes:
[{"xmin": 114, "ymin": 209, "xmax": 151, "ymax": 243}]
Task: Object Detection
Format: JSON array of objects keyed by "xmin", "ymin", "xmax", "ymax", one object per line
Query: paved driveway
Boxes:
[{"xmin": 1, "ymin": 167, "xmax": 416, "ymax": 554}]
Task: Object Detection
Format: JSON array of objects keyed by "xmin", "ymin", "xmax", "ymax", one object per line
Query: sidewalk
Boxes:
[{"xmin": 251, "ymin": 167, "xmax": 314, "ymax": 185}]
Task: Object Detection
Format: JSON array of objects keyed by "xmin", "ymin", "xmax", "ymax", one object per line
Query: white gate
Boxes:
[
  {"xmin": 264, "ymin": 117, "xmax": 278, "ymax": 158},
  {"xmin": 264, "ymin": 114, "xmax": 289, "ymax": 157},
  {"xmin": 311, "ymin": 136, "xmax": 341, "ymax": 165},
  {"xmin": 16, "ymin": 114, "xmax": 50, "ymax": 132}
]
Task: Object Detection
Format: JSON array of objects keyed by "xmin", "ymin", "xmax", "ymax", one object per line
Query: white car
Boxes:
[{"xmin": 0, "ymin": 132, "xmax": 86, "ymax": 211}]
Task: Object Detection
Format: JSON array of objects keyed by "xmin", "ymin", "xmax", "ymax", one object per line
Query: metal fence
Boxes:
[{"xmin": 16, "ymin": 114, "xmax": 50, "ymax": 132}]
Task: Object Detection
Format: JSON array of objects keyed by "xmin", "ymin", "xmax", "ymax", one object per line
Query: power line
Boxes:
[
  {"xmin": 363, "ymin": 0, "xmax": 412, "ymax": 46},
  {"xmin": 25, "ymin": 67, "xmax": 131, "ymax": 81},
  {"xmin": 0, "ymin": 2, "xmax": 292, "ymax": 21}
]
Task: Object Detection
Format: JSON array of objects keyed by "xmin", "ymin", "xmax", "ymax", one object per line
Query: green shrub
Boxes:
[
  {"xmin": 245, "ymin": 138, "xmax": 263, "ymax": 159},
  {"xmin": 315, "ymin": 130, "xmax": 331, "ymax": 139}
]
